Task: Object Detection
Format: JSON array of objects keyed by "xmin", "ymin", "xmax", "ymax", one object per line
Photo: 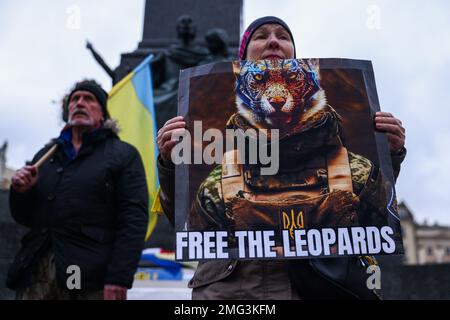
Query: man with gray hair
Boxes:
[{"xmin": 7, "ymin": 80, "xmax": 148, "ymax": 300}]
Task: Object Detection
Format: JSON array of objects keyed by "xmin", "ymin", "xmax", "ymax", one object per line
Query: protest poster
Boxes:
[{"xmin": 173, "ymin": 58, "xmax": 403, "ymax": 261}]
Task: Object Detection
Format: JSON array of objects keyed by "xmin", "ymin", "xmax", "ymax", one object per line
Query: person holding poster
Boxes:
[{"xmin": 157, "ymin": 17, "xmax": 406, "ymax": 299}]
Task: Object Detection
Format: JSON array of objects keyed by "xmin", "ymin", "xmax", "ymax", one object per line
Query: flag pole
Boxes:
[{"xmin": 34, "ymin": 144, "xmax": 58, "ymax": 168}]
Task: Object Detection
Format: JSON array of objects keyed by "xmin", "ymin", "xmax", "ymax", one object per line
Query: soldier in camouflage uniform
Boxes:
[{"xmin": 189, "ymin": 105, "xmax": 395, "ymax": 234}]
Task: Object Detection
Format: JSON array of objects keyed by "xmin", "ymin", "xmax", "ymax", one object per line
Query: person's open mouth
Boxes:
[{"xmin": 72, "ymin": 110, "xmax": 88, "ymax": 118}]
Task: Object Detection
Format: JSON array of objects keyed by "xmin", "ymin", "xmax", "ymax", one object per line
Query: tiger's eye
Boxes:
[
  {"xmin": 289, "ymin": 73, "xmax": 296, "ymax": 79},
  {"xmin": 254, "ymin": 74, "xmax": 263, "ymax": 81}
]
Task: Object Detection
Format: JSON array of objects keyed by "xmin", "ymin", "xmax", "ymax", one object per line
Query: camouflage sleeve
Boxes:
[
  {"xmin": 349, "ymin": 152, "xmax": 389, "ymax": 227},
  {"xmin": 188, "ymin": 165, "xmax": 230, "ymax": 231},
  {"xmin": 390, "ymin": 147, "xmax": 407, "ymax": 182},
  {"xmin": 349, "ymin": 152, "xmax": 374, "ymax": 196}
]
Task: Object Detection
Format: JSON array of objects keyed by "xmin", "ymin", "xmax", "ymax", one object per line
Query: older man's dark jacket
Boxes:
[{"xmin": 6, "ymin": 126, "xmax": 149, "ymax": 291}]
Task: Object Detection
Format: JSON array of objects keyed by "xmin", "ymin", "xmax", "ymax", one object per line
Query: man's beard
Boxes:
[{"xmin": 68, "ymin": 117, "xmax": 98, "ymax": 129}]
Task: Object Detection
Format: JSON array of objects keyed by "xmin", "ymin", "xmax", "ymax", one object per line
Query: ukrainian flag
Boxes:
[{"xmin": 108, "ymin": 54, "xmax": 163, "ymax": 241}]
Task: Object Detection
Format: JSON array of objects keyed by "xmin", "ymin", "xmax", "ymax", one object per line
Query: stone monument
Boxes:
[{"xmin": 87, "ymin": 0, "xmax": 243, "ymax": 251}]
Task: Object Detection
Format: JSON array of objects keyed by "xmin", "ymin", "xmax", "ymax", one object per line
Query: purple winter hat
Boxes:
[{"xmin": 238, "ymin": 16, "xmax": 296, "ymax": 60}]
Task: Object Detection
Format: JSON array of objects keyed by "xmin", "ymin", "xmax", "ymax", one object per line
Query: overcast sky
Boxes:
[{"xmin": 0, "ymin": 0, "xmax": 449, "ymax": 226}]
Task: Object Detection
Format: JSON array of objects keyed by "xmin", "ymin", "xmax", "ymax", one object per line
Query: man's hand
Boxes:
[
  {"xmin": 103, "ymin": 284, "xmax": 127, "ymax": 300},
  {"xmin": 11, "ymin": 165, "xmax": 38, "ymax": 193},
  {"xmin": 374, "ymin": 112, "xmax": 406, "ymax": 153}
]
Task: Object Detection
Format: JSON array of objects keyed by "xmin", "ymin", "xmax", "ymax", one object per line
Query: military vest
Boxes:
[{"xmin": 221, "ymin": 143, "xmax": 360, "ymax": 247}]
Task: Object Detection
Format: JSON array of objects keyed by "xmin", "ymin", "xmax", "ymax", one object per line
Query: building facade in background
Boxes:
[{"xmin": 399, "ymin": 202, "xmax": 450, "ymax": 265}]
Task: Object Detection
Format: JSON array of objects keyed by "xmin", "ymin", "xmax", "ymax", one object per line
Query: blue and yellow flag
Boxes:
[{"xmin": 108, "ymin": 54, "xmax": 163, "ymax": 241}]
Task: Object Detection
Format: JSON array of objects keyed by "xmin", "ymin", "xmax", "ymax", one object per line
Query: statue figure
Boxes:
[
  {"xmin": 85, "ymin": 14, "xmax": 235, "ymax": 132},
  {"xmin": 167, "ymin": 15, "xmax": 209, "ymax": 68},
  {"xmin": 200, "ymin": 28, "xmax": 232, "ymax": 64},
  {"xmin": 152, "ymin": 15, "xmax": 209, "ymax": 129},
  {"xmin": 86, "ymin": 41, "xmax": 116, "ymax": 83}
]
